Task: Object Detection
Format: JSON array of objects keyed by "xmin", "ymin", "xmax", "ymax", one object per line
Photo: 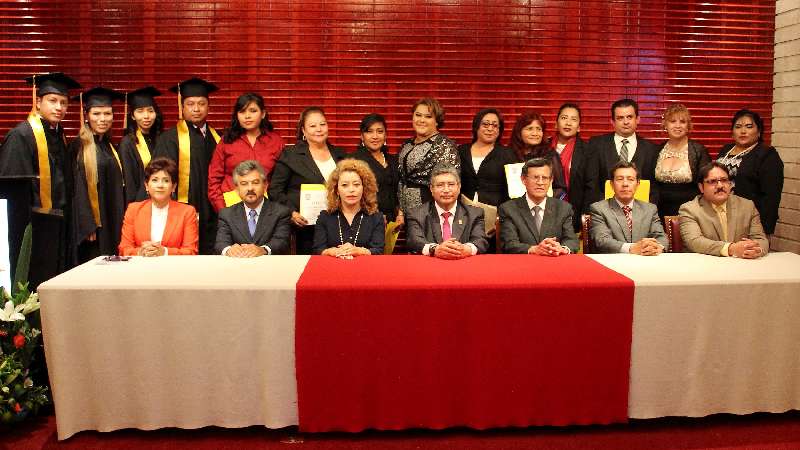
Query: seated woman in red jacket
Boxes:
[
  {"xmin": 118, "ymin": 157, "xmax": 199, "ymax": 256},
  {"xmin": 207, "ymin": 92, "xmax": 285, "ymax": 212}
]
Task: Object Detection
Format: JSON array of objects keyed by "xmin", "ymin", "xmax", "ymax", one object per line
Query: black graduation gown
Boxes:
[
  {"xmin": 0, "ymin": 117, "xmax": 74, "ymax": 287},
  {"xmin": 71, "ymin": 135, "xmax": 126, "ymax": 263},
  {"xmin": 119, "ymin": 131, "xmax": 157, "ymax": 205},
  {"xmin": 154, "ymin": 121, "xmax": 217, "ymax": 254},
  {"xmin": 351, "ymin": 147, "xmax": 399, "ymax": 221}
]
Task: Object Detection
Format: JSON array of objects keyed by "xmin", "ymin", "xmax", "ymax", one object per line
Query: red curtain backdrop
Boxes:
[{"xmin": 0, "ymin": 1, "xmax": 774, "ymax": 155}]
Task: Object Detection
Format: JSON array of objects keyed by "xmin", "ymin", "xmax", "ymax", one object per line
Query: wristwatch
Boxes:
[{"xmin": 428, "ymin": 244, "xmax": 438, "ymax": 256}]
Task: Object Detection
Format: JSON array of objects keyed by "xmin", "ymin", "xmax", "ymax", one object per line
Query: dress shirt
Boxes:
[
  {"xmin": 712, "ymin": 202, "xmax": 731, "ymax": 257},
  {"xmin": 221, "ymin": 199, "xmax": 271, "ymax": 256},
  {"xmin": 614, "ymin": 198, "xmax": 635, "ymax": 254},
  {"xmin": 422, "ymin": 203, "xmax": 478, "ymax": 256},
  {"xmin": 193, "ymin": 123, "xmax": 208, "ymax": 137},
  {"xmin": 614, "ymin": 133, "xmax": 638, "ymax": 162},
  {"xmin": 150, "ymin": 202, "xmax": 169, "ymax": 255},
  {"xmin": 524, "ymin": 195, "xmax": 571, "ymax": 254}
]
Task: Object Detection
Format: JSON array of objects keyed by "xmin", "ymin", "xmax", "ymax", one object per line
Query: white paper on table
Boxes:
[
  {"xmin": 504, "ymin": 163, "xmax": 554, "ymax": 199},
  {"xmin": 299, "ymin": 184, "xmax": 327, "ymax": 225}
]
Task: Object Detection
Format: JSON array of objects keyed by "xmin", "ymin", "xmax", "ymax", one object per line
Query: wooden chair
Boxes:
[
  {"xmin": 663, "ymin": 215, "xmax": 683, "ymax": 252},
  {"xmin": 580, "ymin": 214, "xmax": 593, "ymax": 254}
]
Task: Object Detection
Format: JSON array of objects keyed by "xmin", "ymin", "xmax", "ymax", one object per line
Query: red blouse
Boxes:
[{"xmin": 207, "ymin": 131, "xmax": 285, "ymax": 212}]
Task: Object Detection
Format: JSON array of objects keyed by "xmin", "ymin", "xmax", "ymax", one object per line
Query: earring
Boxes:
[{"xmin": 302, "ymin": 134, "xmax": 307, "ymax": 141}]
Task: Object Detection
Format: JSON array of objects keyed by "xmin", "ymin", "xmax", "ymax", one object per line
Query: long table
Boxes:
[{"xmin": 39, "ymin": 253, "xmax": 800, "ymax": 439}]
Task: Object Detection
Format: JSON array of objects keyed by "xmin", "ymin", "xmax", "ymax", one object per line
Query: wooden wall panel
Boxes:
[{"xmin": 0, "ymin": 1, "xmax": 775, "ymax": 155}]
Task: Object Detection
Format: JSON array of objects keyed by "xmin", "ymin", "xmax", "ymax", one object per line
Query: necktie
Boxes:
[
  {"xmin": 620, "ymin": 138, "xmax": 629, "ymax": 162},
  {"xmin": 715, "ymin": 205, "xmax": 729, "ymax": 242},
  {"xmin": 533, "ymin": 206, "xmax": 543, "ymax": 234},
  {"xmin": 441, "ymin": 211, "xmax": 452, "ymax": 241},
  {"xmin": 622, "ymin": 205, "xmax": 633, "ymax": 234},
  {"xmin": 248, "ymin": 209, "xmax": 257, "ymax": 238}
]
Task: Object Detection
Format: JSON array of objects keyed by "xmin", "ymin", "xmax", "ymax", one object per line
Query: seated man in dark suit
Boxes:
[
  {"xmin": 405, "ymin": 164, "xmax": 488, "ymax": 259},
  {"xmin": 679, "ymin": 162, "xmax": 768, "ymax": 258},
  {"xmin": 215, "ymin": 160, "xmax": 292, "ymax": 257},
  {"xmin": 589, "ymin": 161, "xmax": 667, "ymax": 255},
  {"xmin": 499, "ymin": 158, "xmax": 579, "ymax": 255},
  {"xmin": 588, "ymin": 98, "xmax": 658, "ymax": 203}
]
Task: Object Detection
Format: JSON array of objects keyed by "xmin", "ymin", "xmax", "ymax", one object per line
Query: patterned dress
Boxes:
[{"xmin": 397, "ymin": 133, "xmax": 459, "ymax": 211}]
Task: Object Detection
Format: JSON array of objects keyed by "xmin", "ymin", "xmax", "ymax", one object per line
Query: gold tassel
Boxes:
[
  {"xmin": 123, "ymin": 92, "xmax": 128, "ymax": 130},
  {"xmin": 79, "ymin": 92, "xmax": 84, "ymax": 133},
  {"xmin": 177, "ymin": 82, "xmax": 183, "ymax": 120},
  {"xmin": 30, "ymin": 74, "xmax": 37, "ymax": 114}
]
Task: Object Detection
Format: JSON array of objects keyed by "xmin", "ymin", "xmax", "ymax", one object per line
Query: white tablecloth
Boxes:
[
  {"xmin": 40, "ymin": 253, "xmax": 800, "ymax": 439},
  {"xmin": 589, "ymin": 252, "xmax": 800, "ymax": 419},
  {"xmin": 39, "ymin": 256, "xmax": 309, "ymax": 440}
]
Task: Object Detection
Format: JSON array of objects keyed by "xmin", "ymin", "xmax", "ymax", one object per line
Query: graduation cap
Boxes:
[
  {"xmin": 73, "ymin": 86, "xmax": 125, "ymax": 126},
  {"xmin": 125, "ymin": 86, "xmax": 161, "ymax": 128},
  {"xmin": 127, "ymin": 86, "xmax": 161, "ymax": 109},
  {"xmin": 24, "ymin": 72, "xmax": 81, "ymax": 113},
  {"xmin": 169, "ymin": 77, "xmax": 218, "ymax": 120}
]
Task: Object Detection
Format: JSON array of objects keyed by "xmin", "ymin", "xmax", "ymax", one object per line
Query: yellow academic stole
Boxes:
[
  {"xmin": 87, "ymin": 142, "xmax": 124, "ymax": 227},
  {"xmin": 27, "ymin": 113, "xmax": 52, "ymax": 212},
  {"xmin": 176, "ymin": 121, "xmax": 220, "ymax": 203},
  {"xmin": 135, "ymin": 129, "xmax": 151, "ymax": 168}
]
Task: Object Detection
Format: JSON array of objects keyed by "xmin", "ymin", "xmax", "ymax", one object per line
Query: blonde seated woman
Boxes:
[
  {"xmin": 118, "ymin": 157, "xmax": 199, "ymax": 256},
  {"xmin": 312, "ymin": 159, "xmax": 385, "ymax": 258}
]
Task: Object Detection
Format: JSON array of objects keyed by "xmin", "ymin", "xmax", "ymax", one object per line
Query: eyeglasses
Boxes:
[
  {"xmin": 525, "ymin": 175, "xmax": 551, "ymax": 182},
  {"xmin": 432, "ymin": 181, "xmax": 459, "ymax": 190},
  {"xmin": 704, "ymin": 178, "xmax": 730, "ymax": 185},
  {"xmin": 480, "ymin": 121, "xmax": 500, "ymax": 129}
]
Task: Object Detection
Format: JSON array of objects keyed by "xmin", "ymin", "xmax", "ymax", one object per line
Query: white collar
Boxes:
[{"xmin": 525, "ymin": 195, "xmax": 547, "ymax": 211}]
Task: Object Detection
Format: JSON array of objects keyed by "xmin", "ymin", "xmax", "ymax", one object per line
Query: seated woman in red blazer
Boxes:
[{"xmin": 118, "ymin": 157, "xmax": 199, "ymax": 256}]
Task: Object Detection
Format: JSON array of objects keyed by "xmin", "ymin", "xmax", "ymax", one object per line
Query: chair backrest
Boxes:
[
  {"xmin": 663, "ymin": 215, "xmax": 683, "ymax": 252},
  {"xmin": 580, "ymin": 214, "xmax": 593, "ymax": 254},
  {"xmin": 494, "ymin": 216, "xmax": 502, "ymax": 253},
  {"xmin": 604, "ymin": 179, "xmax": 651, "ymax": 201}
]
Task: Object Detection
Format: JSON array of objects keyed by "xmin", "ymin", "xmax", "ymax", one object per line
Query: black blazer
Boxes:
[
  {"xmin": 458, "ymin": 143, "xmax": 517, "ymax": 207},
  {"xmin": 498, "ymin": 196, "xmax": 579, "ymax": 254},
  {"xmin": 405, "ymin": 201, "xmax": 489, "ymax": 254},
  {"xmin": 562, "ymin": 137, "xmax": 598, "ymax": 231},
  {"xmin": 312, "ymin": 209, "xmax": 385, "ymax": 255},
  {"xmin": 588, "ymin": 133, "xmax": 658, "ymax": 203},
  {"xmin": 214, "ymin": 199, "xmax": 293, "ymax": 255},
  {"xmin": 267, "ymin": 141, "xmax": 346, "ymax": 213},
  {"xmin": 718, "ymin": 142, "xmax": 784, "ymax": 234},
  {"xmin": 351, "ymin": 147, "xmax": 400, "ymax": 221}
]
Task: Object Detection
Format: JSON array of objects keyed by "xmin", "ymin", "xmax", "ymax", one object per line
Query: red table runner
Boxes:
[{"xmin": 295, "ymin": 254, "xmax": 634, "ymax": 432}]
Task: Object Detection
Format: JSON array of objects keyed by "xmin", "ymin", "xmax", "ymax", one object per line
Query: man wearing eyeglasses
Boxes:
[
  {"xmin": 405, "ymin": 164, "xmax": 488, "ymax": 259},
  {"xmin": 679, "ymin": 162, "xmax": 768, "ymax": 258},
  {"xmin": 498, "ymin": 158, "xmax": 578, "ymax": 255}
]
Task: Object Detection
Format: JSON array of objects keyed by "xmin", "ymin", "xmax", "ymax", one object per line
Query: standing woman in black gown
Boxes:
[
  {"xmin": 118, "ymin": 86, "xmax": 163, "ymax": 205},
  {"xmin": 70, "ymin": 87, "xmax": 126, "ymax": 262},
  {"xmin": 717, "ymin": 109, "xmax": 784, "ymax": 235},
  {"xmin": 351, "ymin": 113, "xmax": 400, "ymax": 223}
]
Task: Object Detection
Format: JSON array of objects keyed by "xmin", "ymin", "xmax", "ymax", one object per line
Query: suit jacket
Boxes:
[
  {"xmin": 588, "ymin": 198, "xmax": 668, "ymax": 253},
  {"xmin": 458, "ymin": 143, "xmax": 517, "ymax": 206},
  {"xmin": 118, "ymin": 200, "xmax": 199, "ymax": 255},
  {"xmin": 405, "ymin": 201, "xmax": 489, "ymax": 254},
  {"xmin": 267, "ymin": 141, "xmax": 347, "ymax": 213},
  {"xmin": 588, "ymin": 133, "xmax": 658, "ymax": 203},
  {"xmin": 678, "ymin": 194, "xmax": 769, "ymax": 256},
  {"xmin": 312, "ymin": 209, "xmax": 385, "ymax": 255},
  {"xmin": 562, "ymin": 137, "xmax": 598, "ymax": 231},
  {"xmin": 498, "ymin": 196, "xmax": 579, "ymax": 254},
  {"xmin": 214, "ymin": 200, "xmax": 292, "ymax": 255}
]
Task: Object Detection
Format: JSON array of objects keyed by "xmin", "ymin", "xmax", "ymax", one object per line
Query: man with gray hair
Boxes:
[
  {"xmin": 405, "ymin": 164, "xmax": 488, "ymax": 258},
  {"xmin": 215, "ymin": 160, "xmax": 292, "ymax": 257}
]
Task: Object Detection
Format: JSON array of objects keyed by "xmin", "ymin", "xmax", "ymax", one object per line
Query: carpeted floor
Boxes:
[{"xmin": 5, "ymin": 411, "xmax": 800, "ymax": 450}]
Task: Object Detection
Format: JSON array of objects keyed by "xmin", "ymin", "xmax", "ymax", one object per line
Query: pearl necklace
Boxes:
[{"xmin": 337, "ymin": 211, "xmax": 363, "ymax": 246}]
